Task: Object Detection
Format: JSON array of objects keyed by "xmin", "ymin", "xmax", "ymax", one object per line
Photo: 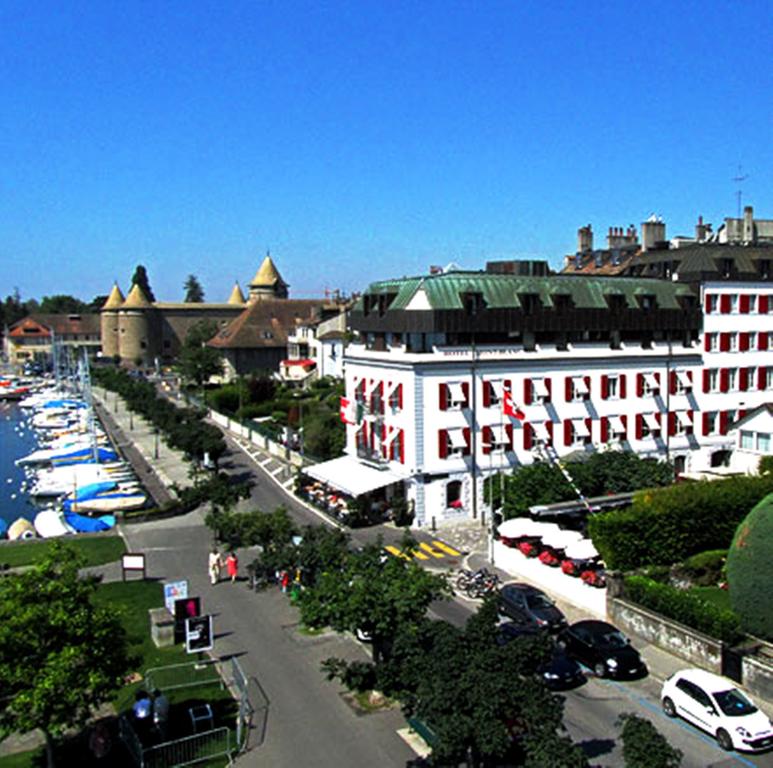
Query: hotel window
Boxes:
[
  {"xmin": 730, "ymin": 294, "xmax": 739, "ymax": 313},
  {"xmin": 758, "ymin": 433, "xmax": 771, "ymax": 453},
  {"xmin": 767, "ymin": 369, "xmax": 773, "ymax": 389},
  {"xmin": 527, "ymin": 378, "xmax": 551, "ymax": 405},
  {"xmin": 748, "ymin": 295, "xmax": 758, "ymax": 313},
  {"xmin": 740, "ymin": 431, "xmax": 755, "ymax": 450},
  {"xmin": 706, "ymin": 294, "xmax": 719, "ymax": 313},
  {"xmin": 747, "ymin": 367, "xmax": 758, "ymax": 391},
  {"xmin": 728, "ymin": 333, "xmax": 739, "ymax": 352},
  {"xmin": 704, "ymin": 411, "xmax": 719, "ymax": 435},
  {"xmin": 642, "ymin": 373, "xmax": 660, "ymax": 397},
  {"xmin": 674, "ymin": 370, "xmax": 692, "ymax": 395},
  {"xmin": 567, "ymin": 375, "xmax": 590, "ymax": 402},
  {"xmin": 641, "ymin": 412, "xmax": 661, "ymax": 438},
  {"xmin": 674, "ymin": 411, "xmax": 693, "ymax": 436},
  {"xmin": 705, "ymin": 333, "xmax": 718, "ymax": 352},
  {"xmin": 727, "ymin": 369, "xmax": 738, "ymax": 391},
  {"xmin": 607, "ymin": 375, "xmax": 619, "ymax": 399}
]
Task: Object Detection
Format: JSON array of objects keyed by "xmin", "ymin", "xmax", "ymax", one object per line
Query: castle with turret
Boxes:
[{"xmin": 101, "ymin": 254, "xmax": 292, "ymax": 368}]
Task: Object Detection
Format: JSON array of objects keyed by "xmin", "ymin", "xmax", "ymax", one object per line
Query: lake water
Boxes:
[{"xmin": 0, "ymin": 402, "xmax": 44, "ymax": 526}]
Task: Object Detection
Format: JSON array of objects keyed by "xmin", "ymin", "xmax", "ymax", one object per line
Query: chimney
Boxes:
[
  {"xmin": 577, "ymin": 224, "xmax": 593, "ymax": 253},
  {"xmin": 641, "ymin": 215, "xmax": 666, "ymax": 251},
  {"xmin": 743, "ymin": 205, "xmax": 754, "ymax": 244},
  {"xmin": 695, "ymin": 215, "xmax": 709, "ymax": 243}
]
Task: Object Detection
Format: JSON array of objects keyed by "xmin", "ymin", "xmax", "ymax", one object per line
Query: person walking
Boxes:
[
  {"xmin": 208, "ymin": 548, "xmax": 222, "ymax": 585},
  {"xmin": 225, "ymin": 551, "xmax": 239, "ymax": 583}
]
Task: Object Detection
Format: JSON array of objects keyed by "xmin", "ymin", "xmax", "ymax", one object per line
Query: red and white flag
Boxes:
[
  {"xmin": 339, "ymin": 396, "xmax": 355, "ymax": 425},
  {"xmin": 502, "ymin": 390, "xmax": 525, "ymax": 421}
]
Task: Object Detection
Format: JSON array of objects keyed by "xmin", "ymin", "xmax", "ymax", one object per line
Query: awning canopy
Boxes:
[
  {"xmin": 281, "ymin": 358, "xmax": 315, "ymax": 367},
  {"xmin": 676, "ymin": 370, "xmax": 692, "ymax": 388},
  {"xmin": 608, "ymin": 416, "xmax": 626, "ymax": 433},
  {"xmin": 490, "ymin": 380, "xmax": 506, "ymax": 399},
  {"xmin": 305, "ymin": 455, "xmax": 410, "ymax": 497},
  {"xmin": 643, "ymin": 412, "xmax": 661, "ymax": 430},
  {"xmin": 644, "ymin": 373, "xmax": 660, "ymax": 389},
  {"xmin": 448, "ymin": 382, "xmax": 466, "ymax": 403},
  {"xmin": 572, "ymin": 377, "xmax": 589, "ymax": 395},
  {"xmin": 572, "ymin": 419, "xmax": 590, "ymax": 437},
  {"xmin": 533, "ymin": 422, "xmax": 551, "ymax": 441},
  {"xmin": 383, "ymin": 426, "xmax": 400, "ymax": 446},
  {"xmin": 677, "ymin": 411, "xmax": 693, "ymax": 427},
  {"xmin": 448, "ymin": 428, "xmax": 467, "ymax": 449},
  {"xmin": 533, "ymin": 379, "xmax": 549, "ymax": 398},
  {"xmin": 490, "ymin": 424, "xmax": 509, "ymax": 444}
]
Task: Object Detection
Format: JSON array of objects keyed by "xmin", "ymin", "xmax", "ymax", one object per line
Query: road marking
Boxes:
[
  {"xmin": 431, "ymin": 540, "xmax": 461, "ymax": 556},
  {"xmin": 418, "ymin": 542, "xmax": 445, "ymax": 559},
  {"xmin": 384, "ymin": 545, "xmax": 411, "ymax": 560}
]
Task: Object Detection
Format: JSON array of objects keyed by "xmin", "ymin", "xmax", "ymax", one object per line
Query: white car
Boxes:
[{"xmin": 661, "ymin": 668, "xmax": 773, "ymax": 752}]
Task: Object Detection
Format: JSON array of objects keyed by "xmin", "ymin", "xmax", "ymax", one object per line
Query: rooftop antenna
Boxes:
[{"xmin": 732, "ymin": 165, "xmax": 749, "ymax": 218}]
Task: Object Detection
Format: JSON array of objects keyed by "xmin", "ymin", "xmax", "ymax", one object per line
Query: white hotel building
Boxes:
[{"xmin": 307, "ymin": 226, "xmax": 773, "ymax": 529}]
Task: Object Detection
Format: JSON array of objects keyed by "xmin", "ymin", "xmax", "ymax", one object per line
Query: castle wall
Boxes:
[{"xmin": 100, "ymin": 310, "xmax": 119, "ymax": 359}]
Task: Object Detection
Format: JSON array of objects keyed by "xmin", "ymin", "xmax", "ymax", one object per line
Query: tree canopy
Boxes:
[
  {"xmin": 183, "ymin": 274, "xmax": 205, "ymax": 303},
  {"xmin": 177, "ymin": 320, "xmax": 223, "ymax": 387},
  {"xmin": 130, "ymin": 264, "xmax": 156, "ymax": 302},
  {"xmin": 0, "ymin": 543, "xmax": 132, "ymax": 768},
  {"xmin": 38, "ymin": 295, "xmax": 90, "ymax": 314}
]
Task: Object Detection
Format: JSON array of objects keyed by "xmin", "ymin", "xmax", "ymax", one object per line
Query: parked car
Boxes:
[
  {"xmin": 497, "ymin": 583, "xmax": 567, "ymax": 631},
  {"xmin": 661, "ymin": 668, "xmax": 773, "ymax": 752},
  {"xmin": 496, "ymin": 622, "xmax": 585, "ymax": 690},
  {"xmin": 558, "ymin": 620, "xmax": 646, "ymax": 679}
]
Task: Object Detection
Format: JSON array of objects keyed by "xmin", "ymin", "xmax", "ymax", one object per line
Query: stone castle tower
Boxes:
[
  {"xmin": 248, "ymin": 254, "xmax": 288, "ymax": 303},
  {"xmin": 100, "ymin": 282, "xmax": 125, "ymax": 360}
]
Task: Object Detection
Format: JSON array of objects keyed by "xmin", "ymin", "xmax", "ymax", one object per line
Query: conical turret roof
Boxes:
[
  {"xmin": 228, "ymin": 282, "xmax": 246, "ymax": 305},
  {"xmin": 250, "ymin": 254, "xmax": 286, "ymax": 288},
  {"xmin": 102, "ymin": 282, "xmax": 125, "ymax": 310},
  {"xmin": 123, "ymin": 282, "xmax": 152, "ymax": 309}
]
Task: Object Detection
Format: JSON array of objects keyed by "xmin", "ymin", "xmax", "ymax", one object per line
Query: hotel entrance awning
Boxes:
[{"xmin": 305, "ymin": 455, "xmax": 410, "ymax": 497}]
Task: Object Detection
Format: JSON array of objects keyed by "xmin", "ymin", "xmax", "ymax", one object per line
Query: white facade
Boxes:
[
  {"xmin": 340, "ymin": 284, "xmax": 773, "ymax": 529},
  {"xmin": 728, "ymin": 407, "xmax": 773, "ymax": 474}
]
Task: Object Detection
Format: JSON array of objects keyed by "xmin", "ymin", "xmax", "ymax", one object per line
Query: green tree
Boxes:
[
  {"xmin": 38, "ymin": 295, "xmax": 89, "ymax": 314},
  {"xmin": 0, "ymin": 543, "xmax": 132, "ymax": 768},
  {"xmin": 177, "ymin": 320, "xmax": 223, "ymax": 387},
  {"xmin": 183, "ymin": 274, "xmax": 205, "ymax": 303},
  {"xmin": 503, "ymin": 462, "xmax": 575, "ymax": 517},
  {"xmin": 130, "ymin": 264, "xmax": 156, "ymax": 302},
  {"xmin": 617, "ymin": 713, "xmax": 682, "ymax": 767},
  {"xmin": 298, "ymin": 541, "xmax": 449, "ymax": 662}
]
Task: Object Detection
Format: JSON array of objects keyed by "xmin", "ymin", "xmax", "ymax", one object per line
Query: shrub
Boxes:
[
  {"xmin": 617, "ymin": 713, "xmax": 682, "ymax": 768},
  {"xmin": 624, "ymin": 575, "xmax": 741, "ymax": 643},
  {"xmin": 675, "ymin": 550, "xmax": 727, "ymax": 587},
  {"xmin": 589, "ymin": 475, "xmax": 773, "ymax": 570},
  {"xmin": 727, "ymin": 493, "xmax": 773, "ymax": 640}
]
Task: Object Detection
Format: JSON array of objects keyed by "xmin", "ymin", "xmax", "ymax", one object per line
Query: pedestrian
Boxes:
[
  {"xmin": 280, "ymin": 570, "xmax": 290, "ymax": 593},
  {"xmin": 88, "ymin": 721, "xmax": 112, "ymax": 759},
  {"xmin": 208, "ymin": 548, "xmax": 222, "ymax": 585},
  {"xmin": 225, "ymin": 551, "xmax": 239, "ymax": 583},
  {"xmin": 152, "ymin": 688, "xmax": 170, "ymax": 740}
]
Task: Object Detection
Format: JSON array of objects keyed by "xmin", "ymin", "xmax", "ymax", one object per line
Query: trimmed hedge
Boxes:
[
  {"xmin": 588, "ymin": 475, "xmax": 773, "ymax": 570},
  {"xmin": 624, "ymin": 575, "xmax": 741, "ymax": 643},
  {"xmin": 727, "ymin": 493, "xmax": 773, "ymax": 640}
]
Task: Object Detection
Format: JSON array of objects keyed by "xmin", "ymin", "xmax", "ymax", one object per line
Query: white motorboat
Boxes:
[{"xmin": 34, "ymin": 509, "xmax": 76, "ymax": 538}]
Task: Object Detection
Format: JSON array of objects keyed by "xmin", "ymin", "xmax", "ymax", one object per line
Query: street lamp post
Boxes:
[
  {"xmin": 154, "ymin": 427, "xmax": 159, "ymax": 460},
  {"xmin": 129, "ymin": 410, "xmax": 134, "ymax": 431}
]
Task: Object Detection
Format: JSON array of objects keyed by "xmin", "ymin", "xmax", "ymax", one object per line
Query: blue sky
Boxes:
[{"xmin": 1, "ymin": 1, "xmax": 771, "ymax": 304}]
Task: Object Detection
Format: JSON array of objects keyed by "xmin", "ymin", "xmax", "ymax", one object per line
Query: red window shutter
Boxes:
[
  {"xmin": 482, "ymin": 381, "xmax": 491, "ymax": 407},
  {"xmin": 585, "ymin": 417, "xmax": 592, "ymax": 442},
  {"xmin": 702, "ymin": 369, "xmax": 710, "ymax": 393},
  {"xmin": 668, "ymin": 412, "xmax": 676, "ymax": 436},
  {"xmin": 740, "ymin": 333, "xmax": 750, "ymax": 352},
  {"xmin": 524, "ymin": 425, "xmax": 533, "ymax": 451},
  {"xmin": 704, "ymin": 293, "xmax": 712, "ymax": 313},
  {"xmin": 369, "ymin": 423, "xmax": 374, "ymax": 452},
  {"xmin": 564, "ymin": 420, "xmax": 572, "ymax": 447},
  {"xmin": 600, "ymin": 417, "xmax": 609, "ymax": 443},
  {"xmin": 759, "ymin": 366, "xmax": 767, "ymax": 390},
  {"xmin": 636, "ymin": 373, "xmax": 644, "ymax": 397},
  {"xmin": 704, "ymin": 333, "xmax": 711, "ymax": 352},
  {"xmin": 719, "ymin": 333, "xmax": 730, "ymax": 352},
  {"xmin": 760, "ymin": 294, "xmax": 769, "ymax": 314},
  {"xmin": 381, "ymin": 423, "xmax": 388, "ymax": 458},
  {"xmin": 505, "ymin": 423, "xmax": 513, "ymax": 450},
  {"xmin": 670, "ymin": 371, "xmax": 677, "ymax": 395},
  {"xmin": 740, "ymin": 294, "xmax": 750, "ymax": 313},
  {"xmin": 720, "ymin": 369, "xmax": 729, "ymax": 393},
  {"xmin": 654, "ymin": 413, "xmax": 662, "ymax": 433},
  {"xmin": 545, "ymin": 422, "xmax": 553, "ymax": 444},
  {"xmin": 524, "ymin": 379, "xmax": 533, "ymax": 405},
  {"xmin": 439, "ymin": 382, "xmax": 447, "ymax": 411},
  {"xmin": 738, "ymin": 409, "xmax": 747, "ymax": 420},
  {"xmin": 759, "ymin": 332, "xmax": 769, "ymax": 351},
  {"xmin": 719, "ymin": 412, "xmax": 729, "ymax": 435},
  {"xmin": 619, "ymin": 375, "xmax": 627, "ymax": 399},
  {"xmin": 463, "ymin": 427, "xmax": 471, "ymax": 456},
  {"xmin": 545, "ymin": 379, "xmax": 552, "ymax": 402},
  {"xmin": 601, "ymin": 375, "xmax": 609, "ymax": 400},
  {"xmin": 482, "ymin": 426, "xmax": 492, "ymax": 455},
  {"xmin": 584, "ymin": 376, "xmax": 591, "ymax": 400},
  {"xmin": 740, "ymin": 368, "xmax": 749, "ymax": 391},
  {"xmin": 565, "ymin": 376, "xmax": 573, "ymax": 401},
  {"xmin": 620, "ymin": 415, "xmax": 628, "ymax": 437},
  {"xmin": 399, "ymin": 430, "xmax": 405, "ymax": 464},
  {"xmin": 654, "ymin": 372, "xmax": 661, "ymax": 392},
  {"xmin": 378, "ymin": 382, "xmax": 385, "ymax": 414},
  {"xmin": 702, "ymin": 412, "xmax": 710, "ymax": 436},
  {"xmin": 461, "ymin": 382, "xmax": 470, "ymax": 408},
  {"xmin": 397, "ymin": 383, "xmax": 403, "ymax": 410},
  {"xmin": 720, "ymin": 294, "xmax": 731, "ymax": 313},
  {"xmin": 635, "ymin": 414, "xmax": 643, "ymax": 440},
  {"xmin": 438, "ymin": 429, "xmax": 448, "ymax": 459}
]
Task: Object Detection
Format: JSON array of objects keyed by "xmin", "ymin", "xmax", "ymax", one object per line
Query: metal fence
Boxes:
[
  {"xmin": 142, "ymin": 726, "xmax": 232, "ymax": 768},
  {"xmin": 145, "ymin": 659, "xmax": 223, "ymax": 694}
]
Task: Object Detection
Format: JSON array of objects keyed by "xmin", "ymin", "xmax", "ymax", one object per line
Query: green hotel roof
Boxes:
[{"xmin": 358, "ymin": 271, "xmax": 695, "ymax": 312}]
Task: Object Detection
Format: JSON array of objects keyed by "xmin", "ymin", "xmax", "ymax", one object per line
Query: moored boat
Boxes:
[{"xmin": 7, "ymin": 517, "xmax": 36, "ymax": 540}]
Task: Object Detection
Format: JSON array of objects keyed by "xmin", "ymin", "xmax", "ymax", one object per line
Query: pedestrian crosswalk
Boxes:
[{"xmin": 384, "ymin": 540, "xmax": 462, "ymax": 562}]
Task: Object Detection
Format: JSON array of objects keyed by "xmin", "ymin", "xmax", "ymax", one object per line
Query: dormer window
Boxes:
[
  {"xmin": 461, "ymin": 292, "xmax": 485, "ymax": 316},
  {"xmin": 639, "ymin": 294, "xmax": 656, "ymax": 311},
  {"xmin": 553, "ymin": 294, "xmax": 574, "ymax": 312},
  {"xmin": 519, "ymin": 293, "xmax": 540, "ymax": 315}
]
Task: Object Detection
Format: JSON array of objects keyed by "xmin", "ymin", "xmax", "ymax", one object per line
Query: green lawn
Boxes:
[
  {"xmin": 689, "ymin": 585, "xmax": 733, "ymax": 612},
  {"xmin": 0, "ymin": 535, "xmax": 125, "ymax": 569}
]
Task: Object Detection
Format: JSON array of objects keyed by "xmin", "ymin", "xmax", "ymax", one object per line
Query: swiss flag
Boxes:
[
  {"xmin": 339, "ymin": 396, "xmax": 355, "ymax": 425},
  {"xmin": 503, "ymin": 390, "xmax": 525, "ymax": 421}
]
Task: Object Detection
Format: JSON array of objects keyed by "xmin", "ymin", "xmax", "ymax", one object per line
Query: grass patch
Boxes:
[
  {"xmin": 689, "ymin": 585, "xmax": 733, "ymax": 612},
  {"xmin": 0, "ymin": 535, "xmax": 125, "ymax": 569}
]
